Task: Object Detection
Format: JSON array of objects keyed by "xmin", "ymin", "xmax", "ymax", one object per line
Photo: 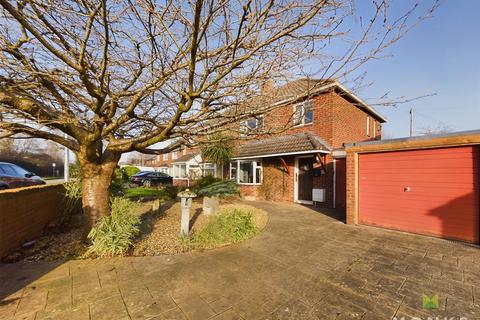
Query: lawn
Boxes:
[{"xmin": 124, "ymin": 187, "xmax": 172, "ymax": 200}]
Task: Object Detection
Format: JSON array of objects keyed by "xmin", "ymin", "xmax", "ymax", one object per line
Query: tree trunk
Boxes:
[{"xmin": 79, "ymin": 152, "xmax": 120, "ymax": 237}]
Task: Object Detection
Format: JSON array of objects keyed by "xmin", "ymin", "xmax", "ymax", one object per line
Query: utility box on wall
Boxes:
[{"xmin": 312, "ymin": 188, "xmax": 326, "ymax": 202}]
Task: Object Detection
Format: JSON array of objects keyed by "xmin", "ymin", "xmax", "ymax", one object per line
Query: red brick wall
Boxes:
[
  {"xmin": 257, "ymin": 157, "xmax": 295, "ymax": 202},
  {"xmin": 0, "ymin": 184, "xmax": 66, "ymax": 258},
  {"xmin": 264, "ymin": 91, "xmax": 382, "ymax": 149},
  {"xmin": 151, "ymin": 146, "xmax": 199, "ymax": 167},
  {"xmin": 346, "ymin": 153, "xmax": 357, "ymax": 224}
]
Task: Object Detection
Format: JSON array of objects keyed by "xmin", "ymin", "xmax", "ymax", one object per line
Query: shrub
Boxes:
[
  {"xmin": 87, "ymin": 197, "xmax": 140, "ymax": 257},
  {"xmin": 163, "ymin": 185, "xmax": 178, "ymax": 200},
  {"xmin": 189, "ymin": 208, "xmax": 257, "ymax": 249},
  {"xmin": 197, "ymin": 180, "xmax": 238, "ymax": 198},
  {"xmin": 195, "ymin": 175, "xmax": 221, "ymax": 189},
  {"xmin": 121, "ymin": 166, "xmax": 140, "ymax": 180},
  {"xmin": 109, "ymin": 179, "xmax": 126, "ymax": 196}
]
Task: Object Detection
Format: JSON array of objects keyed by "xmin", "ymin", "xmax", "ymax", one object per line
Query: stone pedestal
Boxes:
[{"xmin": 203, "ymin": 196, "xmax": 219, "ymax": 215}]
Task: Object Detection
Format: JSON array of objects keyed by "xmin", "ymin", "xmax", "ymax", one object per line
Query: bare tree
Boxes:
[{"xmin": 0, "ymin": 0, "xmax": 438, "ymax": 231}]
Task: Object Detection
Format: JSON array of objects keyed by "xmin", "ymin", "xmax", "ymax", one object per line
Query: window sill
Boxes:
[{"xmin": 293, "ymin": 122, "xmax": 313, "ymax": 128}]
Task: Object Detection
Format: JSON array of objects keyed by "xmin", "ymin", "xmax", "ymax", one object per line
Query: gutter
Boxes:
[{"xmin": 232, "ymin": 149, "xmax": 330, "ymax": 160}]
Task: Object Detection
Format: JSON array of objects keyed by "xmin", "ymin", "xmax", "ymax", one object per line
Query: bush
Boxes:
[
  {"xmin": 163, "ymin": 185, "xmax": 178, "ymax": 200},
  {"xmin": 197, "ymin": 180, "xmax": 238, "ymax": 198},
  {"xmin": 195, "ymin": 175, "xmax": 221, "ymax": 189},
  {"xmin": 121, "ymin": 166, "xmax": 140, "ymax": 180},
  {"xmin": 87, "ymin": 197, "xmax": 140, "ymax": 257},
  {"xmin": 109, "ymin": 179, "xmax": 126, "ymax": 196},
  {"xmin": 188, "ymin": 208, "xmax": 257, "ymax": 249}
]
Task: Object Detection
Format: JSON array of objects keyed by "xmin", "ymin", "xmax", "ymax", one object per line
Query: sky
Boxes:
[{"xmin": 353, "ymin": 0, "xmax": 480, "ymax": 138}]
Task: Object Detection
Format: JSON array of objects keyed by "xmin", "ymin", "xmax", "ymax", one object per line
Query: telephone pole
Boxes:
[{"xmin": 409, "ymin": 108, "xmax": 414, "ymax": 137}]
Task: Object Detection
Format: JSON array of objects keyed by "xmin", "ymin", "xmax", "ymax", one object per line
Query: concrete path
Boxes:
[{"xmin": 1, "ymin": 201, "xmax": 479, "ymax": 320}]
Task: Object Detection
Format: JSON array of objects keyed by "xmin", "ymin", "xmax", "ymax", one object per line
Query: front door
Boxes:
[{"xmin": 298, "ymin": 157, "xmax": 314, "ymax": 202}]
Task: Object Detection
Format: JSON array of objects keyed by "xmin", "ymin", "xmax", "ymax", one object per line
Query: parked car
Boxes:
[
  {"xmin": 0, "ymin": 162, "xmax": 46, "ymax": 190},
  {"xmin": 130, "ymin": 171, "xmax": 173, "ymax": 187}
]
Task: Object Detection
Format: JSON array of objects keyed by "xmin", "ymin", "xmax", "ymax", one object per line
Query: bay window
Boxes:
[
  {"xmin": 230, "ymin": 160, "xmax": 262, "ymax": 185},
  {"xmin": 201, "ymin": 163, "xmax": 215, "ymax": 176},
  {"xmin": 173, "ymin": 163, "xmax": 187, "ymax": 178}
]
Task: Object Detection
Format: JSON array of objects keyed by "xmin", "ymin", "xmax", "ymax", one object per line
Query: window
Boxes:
[
  {"xmin": 366, "ymin": 116, "xmax": 371, "ymax": 136},
  {"xmin": 373, "ymin": 121, "xmax": 376, "ymax": 138},
  {"xmin": 229, "ymin": 161, "xmax": 237, "ymax": 181},
  {"xmin": 188, "ymin": 164, "xmax": 201, "ymax": 179},
  {"xmin": 230, "ymin": 160, "xmax": 262, "ymax": 185},
  {"xmin": 160, "ymin": 167, "xmax": 169, "ymax": 174},
  {"xmin": 172, "ymin": 149, "xmax": 178, "ymax": 160},
  {"xmin": 173, "ymin": 163, "xmax": 187, "ymax": 178},
  {"xmin": 1, "ymin": 164, "xmax": 17, "ymax": 176},
  {"xmin": 240, "ymin": 116, "xmax": 264, "ymax": 134},
  {"xmin": 163, "ymin": 153, "xmax": 168, "ymax": 161},
  {"xmin": 11, "ymin": 164, "xmax": 29, "ymax": 176},
  {"xmin": 201, "ymin": 163, "xmax": 215, "ymax": 177},
  {"xmin": 182, "ymin": 146, "xmax": 187, "ymax": 155},
  {"xmin": 293, "ymin": 100, "xmax": 313, "ymax": 126}
]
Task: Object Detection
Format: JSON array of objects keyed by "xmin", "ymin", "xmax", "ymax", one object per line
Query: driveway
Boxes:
[{"xmin": 1, "ymin": 201, "xmax": 479, "ymax": 320}]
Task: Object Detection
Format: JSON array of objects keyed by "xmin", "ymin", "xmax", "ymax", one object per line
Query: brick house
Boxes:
[
  {"xmin": 141, "ymin": 144, "xmax": 217, "ymax": 187},
  {"xmin": 228, "ymin": 79, "xmax": 386, "ymax": 211},
  {"xmin": 133, "ymin": 78, "xmax": 385, "ymax": 211}
]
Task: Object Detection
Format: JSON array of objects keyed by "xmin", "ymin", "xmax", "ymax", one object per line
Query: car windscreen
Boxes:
[{"xmin": 11, "ymin": 164, "xmax": 29, "ymax": 176}]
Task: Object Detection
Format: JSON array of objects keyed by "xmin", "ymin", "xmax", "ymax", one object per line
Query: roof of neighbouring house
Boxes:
[
  {"xmin": 233, "ymin": 132, "xmax": 331, "ymax": 159},
  {"xmin": 173, "ymin": 153, "xmax": 199, "ymax": 163}
]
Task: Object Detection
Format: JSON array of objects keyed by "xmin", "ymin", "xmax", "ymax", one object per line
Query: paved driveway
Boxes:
[{"xmin": 1, "ymin": 202, "xmax": 479, "ymax": 320}]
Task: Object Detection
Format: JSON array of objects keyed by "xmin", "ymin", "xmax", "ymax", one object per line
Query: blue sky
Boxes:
[{"xmin": 353, "ymin": 0, "xmax": 480, "ymax": 138}]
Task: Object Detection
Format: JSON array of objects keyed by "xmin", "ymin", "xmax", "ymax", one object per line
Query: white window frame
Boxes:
[
  {"xmin": 240, "ymin": 116, "xmax": 264, "ymax": 135},
  {"xmin": 293, "ymin": 99, "xmax": 314, "ymax": 127},
  {"xmin": 172, "ymin": 149, "xmax": 178, "ymax": 160},
  {"xmin": 173, "ymin": 163, "xmax": 187, "ymax": 179},
  {"xmin": 230, "ymin": 160, "xmax": 262, "ymax": 185},
  {"xmin": 163, "ymin": 153, "xmax": 168, "ymax": 161},
  {"xmin": 200, "ymin": 162, "xmax": 216, "ymax": 177},
  {"xmin": 366, "ymin": 116, "xmax": 371, "ymax": 136},
  {"xmin": 182, "ymin": 146, "xmax": 187, "ymax": 155},
  {"xmin": 373, "ymin": 120, "xmax": 376, "ymax": 138}
]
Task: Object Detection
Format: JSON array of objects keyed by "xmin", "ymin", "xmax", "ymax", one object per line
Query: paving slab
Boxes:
[{"xmin": 1, "ymin": 201, "xmax": 479, "ymax": 319}]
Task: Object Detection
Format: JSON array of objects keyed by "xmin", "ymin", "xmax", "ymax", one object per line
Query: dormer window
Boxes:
[{"xmin": 293, "ymin": 100, "xmax": 313, "ymax": 126}]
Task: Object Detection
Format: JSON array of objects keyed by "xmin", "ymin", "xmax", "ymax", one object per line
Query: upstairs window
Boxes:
[
  {"xmin": 293, "ymin": 100, "xmax": 313, "ymax": 126},
  {"xmin": 172, "ymin": 149, "xmax": 178, "ymax": 160},
  {"xmin": 182, "ymin": 145, "xmax": 187, "ymax": 155},
  {"xmin": 163, "ymin": 153, "xmax": 168, "ymax": 161},
  {"xmin": 241, "ymin": 116, "xmax": 264, "ymax": 134}
]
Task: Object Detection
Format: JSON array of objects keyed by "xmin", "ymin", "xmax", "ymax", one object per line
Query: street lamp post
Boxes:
[{"xmin": 52, "ymin": 162, "xmax": 56, "ymax": 177}]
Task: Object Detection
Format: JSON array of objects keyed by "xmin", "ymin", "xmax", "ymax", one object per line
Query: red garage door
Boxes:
[{"xmin": 359, "ymin": 146, "xmax": 479, "ymax": 243}]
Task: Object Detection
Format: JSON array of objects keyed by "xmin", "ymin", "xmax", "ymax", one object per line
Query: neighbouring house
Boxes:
[{"xmin": 137, "ymin": 144, "xmax": 218, "ymax": 187}]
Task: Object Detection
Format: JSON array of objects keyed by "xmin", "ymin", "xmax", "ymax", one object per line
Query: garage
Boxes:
[{"xmin": 345, "ymin": 131, "xmax": 480, "ymax": 244}]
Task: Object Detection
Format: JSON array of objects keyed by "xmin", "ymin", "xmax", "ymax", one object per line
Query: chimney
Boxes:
[{"xmin": 261, "ymin": 79, "xmax": 274, "ymax": 95}]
